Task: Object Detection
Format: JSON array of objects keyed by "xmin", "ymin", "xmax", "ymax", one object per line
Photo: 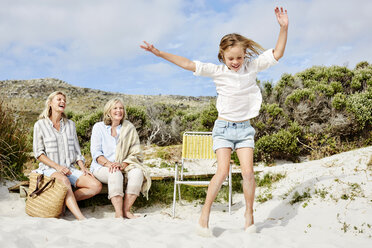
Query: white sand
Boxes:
[{"xmin": 1, "ymin": 146, "xmax": 371, "ymax": 248}]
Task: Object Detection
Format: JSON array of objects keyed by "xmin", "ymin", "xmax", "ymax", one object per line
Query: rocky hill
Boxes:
[{"xmin": 0, "ymin": 78, "xmax": 214, "ymax": 123}]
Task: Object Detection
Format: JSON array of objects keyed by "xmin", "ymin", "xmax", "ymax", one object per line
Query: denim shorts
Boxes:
[
  {"xmin": 212, "ymin": 119, "xmax": 256, "ymax": 152},
  {"xmin": 40, "ymin": 167, "xmax": 83, "ymax": 187}
]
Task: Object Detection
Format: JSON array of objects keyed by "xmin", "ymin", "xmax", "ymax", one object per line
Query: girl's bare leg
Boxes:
[
  {"xmin": 236, "ymin": 147, "xmax": 256, "ymax": 229},
  {"xmin": 198, "ymin": 148, "xmax": 231, "ymax": 228}
]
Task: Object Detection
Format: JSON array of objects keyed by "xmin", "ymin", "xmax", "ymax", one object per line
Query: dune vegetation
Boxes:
[{"xmin": 0, "ymin": 61, "xmax": 371, "ymax": 183}]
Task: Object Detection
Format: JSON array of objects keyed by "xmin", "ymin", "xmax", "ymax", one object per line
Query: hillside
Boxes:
[{"xmin": 0, "ymin": 78, "xmax": 214, "ymax": 124}]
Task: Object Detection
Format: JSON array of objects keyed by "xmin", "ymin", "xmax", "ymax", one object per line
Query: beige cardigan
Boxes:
[{"xmin": 115, "ymin": 120, "xmax": 151, "ymax": 199}]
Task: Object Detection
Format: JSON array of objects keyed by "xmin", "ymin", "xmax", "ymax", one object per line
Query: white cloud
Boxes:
[
  {"xmin": 0, "ymin": 0, "xmax": 371, "ymax": 95},
  {"xmin": 0, "ymin": 0, "xmax": 185, "ymax": 62}
]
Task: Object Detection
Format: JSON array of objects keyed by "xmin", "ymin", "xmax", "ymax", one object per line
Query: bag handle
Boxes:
[{"xmin": 29, "ymin": 174, "xmax": 56, "ymax": 197}]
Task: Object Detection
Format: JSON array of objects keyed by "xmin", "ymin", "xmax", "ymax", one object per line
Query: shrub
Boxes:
[
  {"xmin": 263, "ymin": 81, "xmax": 273, "ymax": 96},
  {"xmin": 126, "ymin": 105, "xmax": 149, "ymax": 141},
  {"xmin": 351, "ymin": 67, "xmax": 372, "ymax": 90},
  {"xmin": 255, "ymin": 127, "xmax": 300, "ymax": 162},
  {"xmin": 198, "ymin": 101, "xmax": 218, "ymax": 131},
  {"xmin": 274, "ymin": 73, "xmax": 295, "ymax": 97},
  {"xmin": 330, "ymin": 81, "xmax": 344, "ymax": 94},
  {"xmin": 0, "ymin": 100, "xmax": 30, "ymax": 180},
  {"xmin": 332, "ymin": 93, "xmax": 347, "ymax": 110},
  {"xmin": 355, "ymin": 61, "xmax": 369, "ymax": 70},
  {"xmin": 75, "ymin": 111, "xmax": 103, "ymax": 146},
  {"xmin": 345, "ymin": 90, "xmax": 372, "ymax": 129},
  {"xmin": 285, "ymin": 88, "xmax": 315, "ymax": 105},
  {"xmin": 327, "ymin": 66, "xmax": 353, "ymax": 84},
  {"xmin": 253, "ymin": 103, "xmax": 288, "ymax": 139},
  {"xmin": 296, "ymin": 66, "xmax": 329, "ymax": 82},
  {"xmin": 313, "ymin": 83, "xmax": 335, "ymax": 97}
]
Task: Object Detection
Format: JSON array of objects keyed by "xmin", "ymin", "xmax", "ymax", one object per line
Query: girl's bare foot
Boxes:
[
  {"xmin": 244, "ymin": 210, "xmax": 254, "ymax": 229},
  {"xmin": 198, "ymin": 206, "xmax": 210, "ymax": 228}
]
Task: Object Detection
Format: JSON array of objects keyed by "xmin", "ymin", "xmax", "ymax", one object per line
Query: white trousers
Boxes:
[{"xmin": 93, "ymin": 166, "xmax": 144, "ymax": 199}]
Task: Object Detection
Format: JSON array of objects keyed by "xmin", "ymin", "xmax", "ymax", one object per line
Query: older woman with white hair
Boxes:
[
  {"xmin": 33, "ymin": 91, "xmax": 102, "ymax": 220},
  {"xmin": 90, "ymin": 98, "xmax": 151, "ymax": 218}
]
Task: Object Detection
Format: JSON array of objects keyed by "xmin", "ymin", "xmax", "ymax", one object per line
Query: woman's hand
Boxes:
[
  {"xmin": 81, "ymin": 167, "xmax": 93, "ymax": 176},
  {"xmin": 275, "ymin": 7, "xmax": 288, "ymax": 28},
  {"xmin": 120, "ymin": 162, "xmax": 129, "ymax": 171},
  {"xmin": 140, "ymin": 41, "xmax": 161, "ymax": 56},
  {"xmin": 57, "ymin": 165, "xmax": 72, "ymax": 176},
  {"xmin": 107, "ymin": 161, "xmax": 122, "ymax": 173}
]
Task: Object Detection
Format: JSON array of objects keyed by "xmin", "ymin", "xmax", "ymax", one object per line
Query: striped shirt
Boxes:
[{"xmin": 33, "ymin": 118, "xmax": 85, "ymax": 171}]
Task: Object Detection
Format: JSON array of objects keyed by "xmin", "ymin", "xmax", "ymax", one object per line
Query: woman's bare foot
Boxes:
[
  {"xmin": 115, "ymin": 213, "xmax": 124, "ymax": 218},
  {"xmin": 77, "ymin": 216, "xmax": 87, "ymax": 221},
  {"xmin": 124, "ymin": 211, "xmax": 140, "ymax": 219}
]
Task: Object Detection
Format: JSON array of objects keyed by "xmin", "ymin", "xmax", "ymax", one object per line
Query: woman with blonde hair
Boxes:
[
  {"xmin": 90, "ymin": 98, "xmax": 151, "ymax": 218},
  {"xmin": 33, "ymin": 91, "xmax": 102, "ymax": 220}
]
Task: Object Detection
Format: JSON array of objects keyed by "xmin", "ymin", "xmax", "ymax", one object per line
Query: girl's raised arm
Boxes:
[
  {"xmin": 140, "ymin": 41, "xmax": 196, "ymax": 72},
  {"xmin": 273, "ymin": 7, "xmax": 289, "ymax": 61}
]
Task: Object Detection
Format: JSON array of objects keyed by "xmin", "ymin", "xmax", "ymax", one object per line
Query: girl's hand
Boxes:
[
  {"xmin": 275, "ymin": 7, "xmax": 288, "ymax": 28},
  {"xmin": 140, "ymin": 41, "xmax": 161, "ymax": 56},
  {"xmin": 57, "ymin": 165, "xmax": 72, "ymax": 176}
]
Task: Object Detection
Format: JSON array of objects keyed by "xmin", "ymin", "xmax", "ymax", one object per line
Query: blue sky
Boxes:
[{"xmin": 0, "ymin": 0, "xmax": 371, "ymax": 96}]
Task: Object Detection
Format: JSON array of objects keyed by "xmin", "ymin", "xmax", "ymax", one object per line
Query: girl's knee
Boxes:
[
  {"xmin": 242, "ymin": 171, "xmax": 255, "ymax": 181},
  {"xmin": 214, "ymin": 171, "xmax": 229, "ymax": 183}
]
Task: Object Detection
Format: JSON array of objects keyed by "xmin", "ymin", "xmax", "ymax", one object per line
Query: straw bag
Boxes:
[{"xmin": 26, "ymin": 173, "xmax": 68, "ymax": 218}]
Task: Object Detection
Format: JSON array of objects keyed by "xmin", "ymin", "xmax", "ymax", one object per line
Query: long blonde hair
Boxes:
[
  {"xmin": 103, "ymin": 98, "xmax": 126, "ymax": 125},
  {"xmin": 218, "ymin": 33, "xmax": 264, "ymax": 63},
  {"xmin": 38, "ymin": 91, "xmax": 67, "ymax": 122}
]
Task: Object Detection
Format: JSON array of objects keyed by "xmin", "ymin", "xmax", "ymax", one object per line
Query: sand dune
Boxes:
[{"xmin": 1, "ymin": 146, "xmax": 371, "ymax": 248}]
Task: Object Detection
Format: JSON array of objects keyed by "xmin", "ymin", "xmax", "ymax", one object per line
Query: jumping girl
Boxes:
[{"xmin": 141, "ymin": 6, "xmax": 288, "ymax": 236}]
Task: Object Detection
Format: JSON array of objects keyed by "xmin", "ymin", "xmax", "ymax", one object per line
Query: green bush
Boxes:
[
  {"xmin": 302, "ymin": 79, "xmax": 323, "ymax": 88},
  {"xmin": 327, "ymin": 66, "xmax": 353, "ymax": 84},
  {"xmin": 264, "ymin": 103, "xmax": 284, "ymax": 118},
  {"xmin": 126, "ymin": 105, "xmax": 149, "ymax": 141},
  {"xmin": 263, "ymin": 81, "xmax": 273, "ymax": 97},
  {"xmin": 255, "ymin": 127, "xmax": 300, "ymax": 162},
  {"xmin": 75, "ymin": 110, "xmax": 103, "ymax": 153},
  {"xmin": 330, "ymin": 81, "xmax": 344, "ymax": 94},
  {"xmin": 313, "ymin": 83, "xmax": 335, "ymax": 97},
  {"xmin": 296, "ymin": 66, "xmax": 329, "ymax": 82},
  {"xmin": 355, "ymin": 61, "xmax": 369, "ymax": 70},
  {"xmin": 0, "ymin": 100, "xmax": 30, "ymax": 180},
  {"xmin": 345, "ymin": 90, "xmax": 372, "ymax": 129},
  {"xmin": 332, "ymin": 93, "xmax": 347, "ymax": 110},
  {"xmin": 351, "ymin": 68, "xmax": 372, "ymax": 90},
  {"xmin": 198, "ymin": 101, "xmax": 218, "ymax": 131},
  {"xmin": 274, "ymin": 73, "xmax": 295, "ymax": 95},
  {"xmin": 285, "ymin": 88, "xmax": 315, "ymax": 105}
]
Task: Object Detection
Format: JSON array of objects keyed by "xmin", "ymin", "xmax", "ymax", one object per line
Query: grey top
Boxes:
[{"xmin": 33, "ymin": 118, "xmax": 85, "ymax": 170}]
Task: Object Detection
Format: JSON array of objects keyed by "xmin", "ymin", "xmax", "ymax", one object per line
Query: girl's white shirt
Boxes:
[{"xmin": 193, "ymin": 49, "xmax": 278, "ymax": 121}]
